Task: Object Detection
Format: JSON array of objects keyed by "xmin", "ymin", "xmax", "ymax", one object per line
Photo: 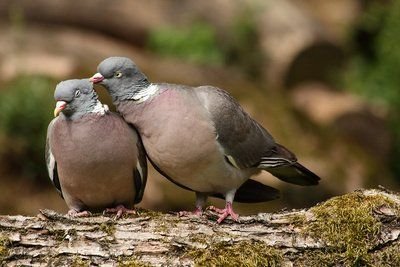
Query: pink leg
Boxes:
[
  {"xmin": 208, "ymin": 202, "xmax": 239, "ymax": 224},
  {"xmin": 178, "ymin": 192, "xmax": 207, "ymax": 217},
  {"xmin": 103, "ymin": 204, "xmax": 136, "ymax": 219},
  {"xmin": 178, "ymin": 206, "xmax": 203, "ymax": 217},
  {"xmin": 67, "ymin": 209, "xmax": 91, "ymax": 217}
]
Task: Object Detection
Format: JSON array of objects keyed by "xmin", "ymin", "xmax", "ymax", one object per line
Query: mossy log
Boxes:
[{"xmin": 0, "ymin": 188, "xmax": 399, "ymax": 266}]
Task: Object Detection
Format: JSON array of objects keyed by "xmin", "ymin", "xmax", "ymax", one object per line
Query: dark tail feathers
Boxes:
[
  {"xmin": 262, "ymin": 143, "xmax": 321, "ymax": 186},
  {"xmin": 267, "ymin": 162, "xmax": 320, "ymax": 186}
]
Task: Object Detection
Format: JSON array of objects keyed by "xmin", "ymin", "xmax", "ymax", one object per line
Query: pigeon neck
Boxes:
[
  {"xmin": 130, "ymin": 84, "xmax": 159, "ymax": 103},
  {"xmin": 61, "ymin": 98, "xmax": 106, "ymax": 120},
  {"xmin": 114, "ymin": 82, "xmax": 158, "ymax": 104},
  {"xmin": 111, "ymin": 78, "xmax": 151, "ymax": 103},
  {"xmin": 61, "ymin": 110, "xmax": 89, "ymax": 121}
]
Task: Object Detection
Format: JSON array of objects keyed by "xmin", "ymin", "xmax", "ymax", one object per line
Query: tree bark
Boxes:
[{"xmin": 0, "ymin": 188, "xmax": 399, "ymax": 266}]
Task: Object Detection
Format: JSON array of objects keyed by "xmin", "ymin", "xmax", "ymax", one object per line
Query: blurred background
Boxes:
[{"xmin": 0, "ymin": 0, "xmax": 399, "ymax": 216}]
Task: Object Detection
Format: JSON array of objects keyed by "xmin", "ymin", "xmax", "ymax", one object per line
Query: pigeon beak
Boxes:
[
  {"xmin": 54, "ymin": 101, "xmax": 67, "ymax": 117},
  {"xmin": 89, "ymin": 73, "xmax": 104, "ymax": 84}
]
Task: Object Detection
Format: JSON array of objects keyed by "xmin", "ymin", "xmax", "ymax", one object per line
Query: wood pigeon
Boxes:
[
  {"xmin": 46, "ymin": 78, "xmax": 147, "ymax": 218},
  {"xmin": 90, "ymin": 57, "xmax": 320, "ymax": 223}
]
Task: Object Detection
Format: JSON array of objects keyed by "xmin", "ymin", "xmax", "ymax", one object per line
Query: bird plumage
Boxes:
[
  {"xmin": 46, "ymin": 79, "xmax": 147, "ymax": 216},
  {"xmin": 91, "ymin": 57, "xmax": 320, "ymax": 222}
]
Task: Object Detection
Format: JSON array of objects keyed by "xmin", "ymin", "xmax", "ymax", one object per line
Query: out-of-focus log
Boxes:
[
  {"xmin": 0, "ymin": 0, "xmax": 168, "ymax": 46},
  {"xmin": 291, "ymin": 83, "xmax": 392, "ymax": 161},
  {"xmin": 0, "ymin": 0, "xmax": 346, "ymax": 87},
  {"xmin": 257, "ymin": 0, "xmax": 345, "ymax": 88},
  {"xmin": 294, "ymin": 0, "xmax": 362, "ymax": 40}
]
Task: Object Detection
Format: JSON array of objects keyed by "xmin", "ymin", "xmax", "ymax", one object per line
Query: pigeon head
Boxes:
[
  {"xmin": 90, "ymin": 57, "xmax": 150, "ymax": 102},
  {"xmin": 54, "ymin": 79, "xmax": 98, "ymax": 119}
]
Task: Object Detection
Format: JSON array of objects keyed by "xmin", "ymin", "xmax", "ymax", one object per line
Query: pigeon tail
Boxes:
[
  {"xmin": 267, "ymin": 162, "xmax": 320, "ymax": 186},
  {"xmin": 259, "ymin": 143, "xmax": 321, "ymax": 186}
]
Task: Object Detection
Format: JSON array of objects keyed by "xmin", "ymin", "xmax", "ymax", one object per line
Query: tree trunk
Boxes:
[
  {"xmin": 0, "ymin": 188, "xmax": 399, "ymax": 266},
  {"xmin": 0, "ymin": 0, "xmax": 345, "ymax": 88},
  {"xmin": 257, "ymin": 0, "xmax": 345, "ymax": 88}
]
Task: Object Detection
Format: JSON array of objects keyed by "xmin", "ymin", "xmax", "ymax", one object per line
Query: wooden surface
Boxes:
[{"xmin": 0, "ymin": 189, "xmax": 399, "ymax": 266}]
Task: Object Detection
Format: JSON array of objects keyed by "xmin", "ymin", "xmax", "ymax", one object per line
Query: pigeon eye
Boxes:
[
  {"xmin": 75, "ymin": 89, "xmax": 81, "ymax": 97},
  {"xmin": 115, "ymin": 72, "xmax": 123, "ymax": 78}
]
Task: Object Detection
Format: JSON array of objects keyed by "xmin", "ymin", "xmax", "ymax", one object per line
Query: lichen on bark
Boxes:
[{"xmin": 0, "ymin": 189, "xmax": 398, "ymax": 266}]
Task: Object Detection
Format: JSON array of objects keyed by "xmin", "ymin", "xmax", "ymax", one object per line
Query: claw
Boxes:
[
  {"xmin": 67, "ymin": 209, "xmax": 91, "ymax": 218},
  {"xmin": 103, "ymin": 205, "xmax": 136, "ymax": 219},
  {"xmin": 178, "ymin": 207, "xmax": 203, "ymax": 217},
  {"xmin": 208, "ymin": 202, "xmax": 239, "ymax": 223}
]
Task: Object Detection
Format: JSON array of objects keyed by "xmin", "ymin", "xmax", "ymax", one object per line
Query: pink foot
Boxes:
[
  {"xmin": 208, "ymin": 202, "xmax": 239, "ymax": 224},
  {"xmin": 178, "ymin": 207, "xmax": 203, "ymax": 217},
  {"xmin": 104, "ymin": 205, "xmax": 136, "ymax": 219},
  {"xmin": 67, "ymin": 209, "xmax": 91, "ymax": 217}
]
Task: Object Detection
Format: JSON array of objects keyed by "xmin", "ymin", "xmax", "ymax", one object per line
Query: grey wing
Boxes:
[
  {"xmin": 132, "ymin": 130, "xmax": 148, "ymax": 204},
  {"xmin": 195, "ymin": 86, "xmax": 320, "ymax": 186},
  {"xmin": 45, "ymin": 119, "xmax": 63, "ymax": 197},
  {"xmin": 195, "ymin": 86, "xmax": 278, "ymax": 168}
]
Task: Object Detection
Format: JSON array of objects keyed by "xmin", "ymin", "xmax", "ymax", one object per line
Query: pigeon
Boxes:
[
  {"xmin": 90, "ymin": 57, "xmax": 320, "ymax": 223},
  {"xmin": 45, "ymin": 78, "xmax": 147, "ymax": 218}
]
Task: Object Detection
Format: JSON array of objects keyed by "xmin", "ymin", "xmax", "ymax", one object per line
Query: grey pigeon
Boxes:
[
  {"xmin": 90, "ymin": 57, "xmax": 320, "ymax": 223},
  {"xmin": 46, "ymin": 79, "xmax": 147, "ymax": 218}
]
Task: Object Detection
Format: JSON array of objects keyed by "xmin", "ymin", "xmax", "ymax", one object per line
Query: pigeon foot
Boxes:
[
  {"xmin": 104, "ymin": 205, "xmax": 136, "ymax": 219},
  {"xmin": 67, "ymin": 209, "xmax": 91, "ymax": 217},
  {"xmin": 178, "ymin": 207, "xmax": 203, "ymax": 217},
  {"xmin": 208, "ymin": 202, "xmax": 239, "ymax": 224}
]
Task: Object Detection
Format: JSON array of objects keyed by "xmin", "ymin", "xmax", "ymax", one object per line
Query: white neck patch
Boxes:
[
  {"xmin": 132, "ymin": 84, "xmax": 159, "ymax": 103},
  {"xmin": 91, "ymin": 100, "xmax": 109, "ymax": 116}
]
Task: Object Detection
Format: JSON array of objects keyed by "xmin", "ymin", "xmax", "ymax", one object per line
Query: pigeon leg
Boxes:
[
  {"xmin": 211, "ymin": 201, "xmax": 239, "ymax": 224},
  {"xmin": 104, "ymin": 204, "xmax": 136, "ymax": 219},
  {"xmin": 208, "ymin": 190, "xmax": 238, "ymax": 223},
  {"xmin": 178, "ymin": 192, "xmax": 207, "ymax": 216},
  {"xmin": 67, "ymin": 209, "xmax": 91, "ymax": 217}
]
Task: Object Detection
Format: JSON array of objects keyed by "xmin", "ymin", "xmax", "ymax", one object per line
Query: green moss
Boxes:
[
  {"xmin": 295, "ymin": 243, "xmax": 400, "ymax": 267},
  {"xmin": 48, "ymin": 228, "xmax": 68, "ymax": 242},
  {"xmin": 154, "ymin": 220, "xmax": 174, "ymax": 234},
  {"xmin": 0, "ymin": 75, "xmax": 56, "ymax": 180},
  {"xmin": 47, "ymin": 228, "xmax": 79, "ymax": 245},
  {"xmin": 344, "ymin": 0, "xmax": 400, "ymax": 176},
  {"xmin": 305, "ymin": 192, "xmax": 399, "ymax": 266},
  {"xmin": 99, "ymin": 221, "xmax": 116, "ymax": 236},
  {"xmin": 135, "ymin": 207, "xmax": 163, "ymax": 218},
  {"xmin": 286, "ymin": 213, "xmax": 307, "ymax": 227},
  {"xmin": 118, "ymin": 257, "xmax": 151, "ymax": 267},
  {"xmin": 70, "ymin": 256, "xmax": 90, "ymax": 267},
  {"xmin": 0, "ymin": 234, "xmax": 10, "ymax": 262},
  {"xmin": 147, "ymin": 22, "xmax": 223, "ymax": 65},
  {"xmin": 294, "ymin": 250, "xmax": 344, "ymax": 267},
  {"xmin": 153, "ymin": 214, "xmax": 180, "ymax": 234},
  {"xmin": 186, "ymin": 240, "xmax": 283, "ymax": 267},
  {"xmin": 189, "ymin": 233, "xmax": 209, "ymax": 245},
  {"xmin": 371, "ymin": 243, "xmax": 400, "ymax": 267},
  {"xmin": 223, "ymin": 5, "xmax": 264, "ymax": 79}
]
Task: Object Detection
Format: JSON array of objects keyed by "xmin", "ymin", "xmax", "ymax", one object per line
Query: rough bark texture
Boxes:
[{"xmin": 0, "ymin": 188, "xmax": 399, "ymax": 266}]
